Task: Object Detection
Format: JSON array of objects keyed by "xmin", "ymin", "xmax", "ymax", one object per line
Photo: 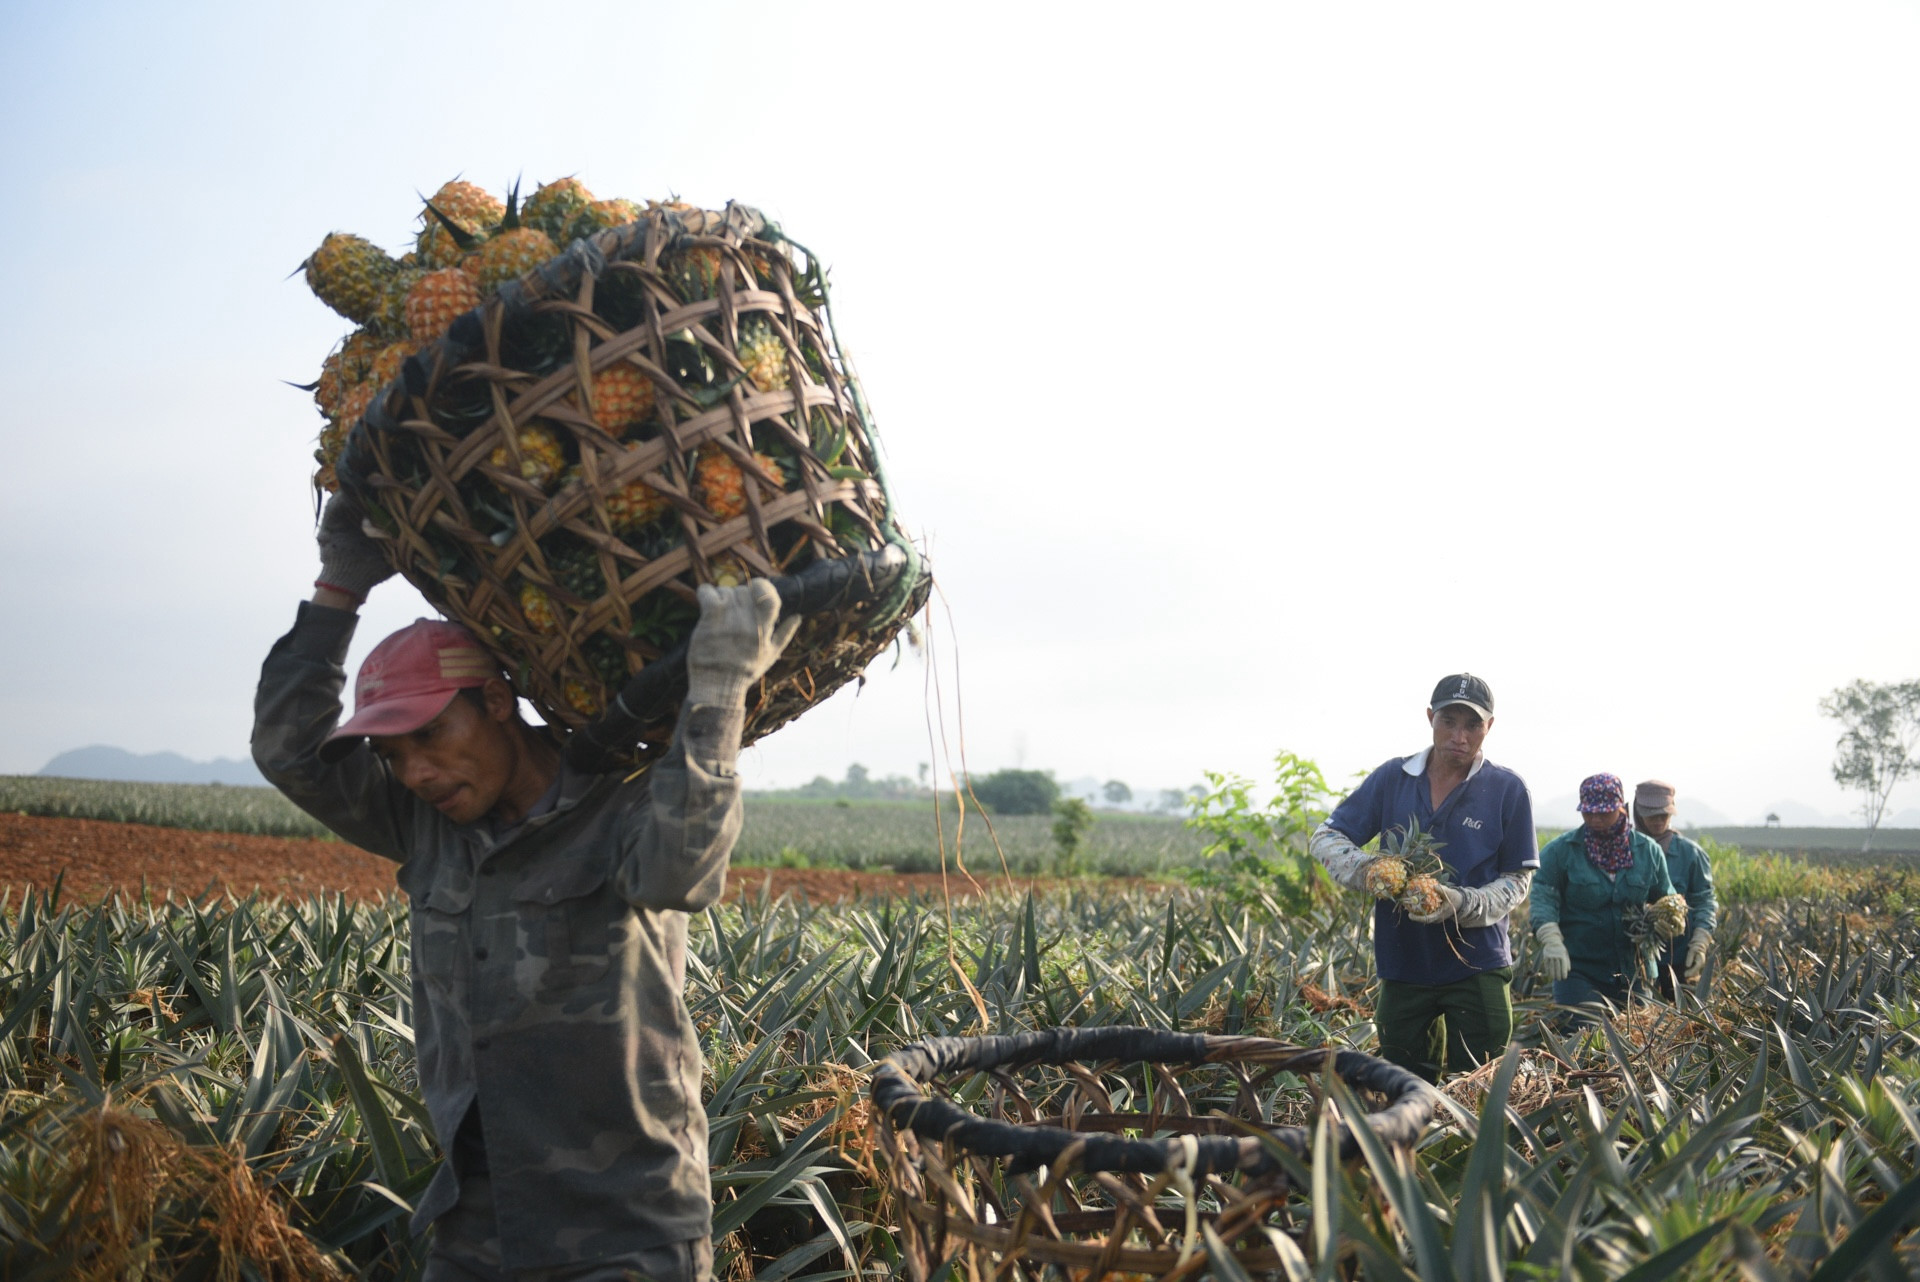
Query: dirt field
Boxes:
[{"xmin": 0, "ymin": 812, "xmax": 1061, "ymax": 905}]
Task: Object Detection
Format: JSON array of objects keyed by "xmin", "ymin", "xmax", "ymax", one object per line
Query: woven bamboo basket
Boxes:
[
  {"xmin": 869, "ymin": 1027, "xmax": 1438, "ymax": 1282},
  {"xmin": 333, "ymin": 202, "xmax": 926, "ymax": 755}
]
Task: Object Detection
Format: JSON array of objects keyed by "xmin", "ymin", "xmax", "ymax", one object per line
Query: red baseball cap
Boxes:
[{"xmin": 320, "ymin": 619, "xmax": 501, "ymax": 762}]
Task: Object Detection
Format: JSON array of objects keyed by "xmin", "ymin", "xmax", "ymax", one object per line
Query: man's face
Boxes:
[
  {"xmin": 1426, "ymin": 704, "xmax": 1490, "ymax": 766},
  {"xmin": 369, "ymin": 683, "xmax": 517, "ymax": 825},
  {"xmin": 1637, "ymin": 809, "xmax": 1672, "ymax": 837}
]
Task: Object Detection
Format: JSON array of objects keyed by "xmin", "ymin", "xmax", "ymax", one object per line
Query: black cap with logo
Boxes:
[{"xmin": 1430, "ymin": 673, "xmax": 1493, "ymax": 721}]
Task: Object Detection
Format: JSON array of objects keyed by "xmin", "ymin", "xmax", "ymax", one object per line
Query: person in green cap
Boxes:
[
  {"xmin": 1634, "ymin": 779, "xmax": 1717, "ymax": 997},
  {"xmin": 1529, "ymin": 773, "xmax": 1684, "ymax": 1016}
]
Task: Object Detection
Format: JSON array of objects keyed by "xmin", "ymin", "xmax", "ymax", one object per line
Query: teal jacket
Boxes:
[
  {"xmin": 1655, "ymin": 831, "xmax": 1718, "ymax": 935},
  {"xmin": 1530, "ymin": 828, "xmax": 1677, "ymax": 986}
]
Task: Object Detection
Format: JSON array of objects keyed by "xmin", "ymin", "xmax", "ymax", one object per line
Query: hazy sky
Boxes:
[{"xmin": 4, "ymin": 2, "xmax": 1918, "ymax": 825}]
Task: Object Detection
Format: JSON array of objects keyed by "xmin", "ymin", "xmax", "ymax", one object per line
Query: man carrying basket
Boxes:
[{"xmin": 253, "ymin": 497, "xmax": 798, "ymax": 1282}]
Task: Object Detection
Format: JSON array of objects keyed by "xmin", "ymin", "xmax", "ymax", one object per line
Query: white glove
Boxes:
[
  {"xmin": 685, "ymin": 580, "xmax": 802, "ymax": 707},
  {"xmin": 1683, "ymin": 928, "xmax": 1712, "ymax": 984},
  {"xmin": 1408, "ymin": 884, "xmax": 1464, "ymax": 924},
  {"xmin": 315, "ymin": 493, "xmax": 394, "ymax": 602},
  {"xmin": 1535, "ymin": 922, "xmax": 1571, "ymax": 982}
]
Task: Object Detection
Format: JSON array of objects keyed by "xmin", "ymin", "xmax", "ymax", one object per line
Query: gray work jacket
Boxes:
[{"xmin": 252, "ymin": 602, "xmax": 743, "ymax": 1268}]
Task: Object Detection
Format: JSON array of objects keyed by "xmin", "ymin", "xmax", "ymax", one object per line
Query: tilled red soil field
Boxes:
[{"xmin": 0, "ymin": 813, "xmax": 1055, "ymax": 905}]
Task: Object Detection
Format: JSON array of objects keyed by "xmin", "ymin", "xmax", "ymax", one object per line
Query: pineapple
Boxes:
[
  {"xmin": 370, "ymin": 265, "xmax": 423, "ymax": 341},
  {"xmin": 563, "ymin": 677, "xmax": 599, "ymax": 717},
  {"xmin": 664, "ymin": 245, "xmax": 725, "ymax": 301},
  {"xmin": 519, "ymin": 581, "xmax": 559, "ymax": 635},
  {"xmin": 314, "ymin": 329, "xmax": 381, "ymax": 419},
  {"xmin": 549, "ymin": 542, "xmax": 607, "ymax": 601},
  {"xmin": 692, "ymin": 445, "xmax": 783, "ymax": 521},
  {"xmin": 1650, "ymin": 894, "xmax": 1689, "ymax": 940},
  {"xmin": 337, "ymin": 380, "xmax": 379, "ymax": 430},
  {"xmin": 569, "ymin": 196, "xmax": 641, "ymax": 242},
  {"xmin": 1399, "ymin": 875, "xmax": 1450, "ymax": 918},
  {"xmin": 584, "ymin": 363, "xmax": 655, "ymax": 435},
  {"xmin": 606, "ymin": 473, "xmax": 670, "ymax": 532},
  {"xmin": 1362, "ymin": 857, "xmax": 1410, "ymax": 900},
  {"xmin": 304, "ymin": 233, "xmax": 397, "ymax": 324},
  {"xmin": 417, "ymin": 180, "xmax": 503, "ymax": 268},
  {"xmin": 523, "ymin": 177, "xmax": 595, "ymax": 244},
  {"xmin": 708, "ymin": 553, "xmax": 752, "ymax": 588},
  {"xmin": 315, "ymin": 420, "xmax": 348, "ymax": 492},
  {"xmin": 1366, "ymin": 820, "xmax": 1453, "ymax": 915},
  {"xmin": 405, "ymin": 268, "xmax": 481, "ymax": 343},
  {"xmin": 489, "ymin": 424, "xmax": 567, "ymax": 490},
  {"xmin": 368, "ymin": 339, "xmax": 411, "ymax": 390},
  {"xmin": 737, "ymin": 318, "xmax": 790, "ymax": 391},
  {"xmin": 473, "ymin": 226, "xmax": 556, "ymax": 292}
]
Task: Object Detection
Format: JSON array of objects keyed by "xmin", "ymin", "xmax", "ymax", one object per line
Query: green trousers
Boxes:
[{"xmin": 1374, "ymin": 968, "xmax": 1514, "ymax": 1083}]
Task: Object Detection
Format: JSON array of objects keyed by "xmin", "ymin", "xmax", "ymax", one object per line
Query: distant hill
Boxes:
[{"xmin": 39, "ymin": 746, "xmax": 265, "ymax": 787}]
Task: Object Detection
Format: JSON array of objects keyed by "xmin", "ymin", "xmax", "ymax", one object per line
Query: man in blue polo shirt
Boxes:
[{"xmin": 1309, "ymin": 674, "xmax": 1538, "ymax": 1081}]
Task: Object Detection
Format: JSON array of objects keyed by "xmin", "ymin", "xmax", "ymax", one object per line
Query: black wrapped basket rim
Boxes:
[{"xmin": 870, "ymin": 1025, "xmax": 1440, "ymax": 1179}]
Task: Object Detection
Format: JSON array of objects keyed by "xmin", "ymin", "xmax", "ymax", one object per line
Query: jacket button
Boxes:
[
  {"xmin": 474, "ymin": 946, "xmax": 489, "ymax": 961},
  {"xmin": 474, "ymin": 1037, "xmax": 490, "ymax": 1052}
]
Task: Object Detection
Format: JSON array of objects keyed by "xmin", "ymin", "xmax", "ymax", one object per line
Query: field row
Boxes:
[{"xmin": 3, "ymin": 875, "xmax": 1918, "ymax": 1277}]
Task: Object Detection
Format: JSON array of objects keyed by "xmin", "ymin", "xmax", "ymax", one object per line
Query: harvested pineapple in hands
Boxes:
[
  {"xmin": 1399, "ymin": 874, "xmax": 1458, "ymax": 921},
  {"xmin": 1361, "ymin": 856, "xmax": 1410, "ymax": 900},
  {"xmin": 1649, "ymin": 893, "xmax": 1689, "ymax": 940},
  {"xmin": 1360, "ymin": 821, "xmax": 1459, "ymax": 919}
]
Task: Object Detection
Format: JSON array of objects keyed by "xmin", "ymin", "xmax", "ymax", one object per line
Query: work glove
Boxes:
[
  {"xmin": 1535, "ymin": 922, "xmax": 1571, "ymax": 982},
  {"xmin": 315, "ymin": 493, "xmax": 395, "ymax": 602},
  {"xmin": 686, "ymin": 579, "xmax": 802, "ymax": 708},
  {"xmin": 1407, "ymin": 883, "xmax": 1464, "ymax": 924},
  {"xmin": 1682, "ymin": 928, "xmax": 1712, "ymax": 984}
]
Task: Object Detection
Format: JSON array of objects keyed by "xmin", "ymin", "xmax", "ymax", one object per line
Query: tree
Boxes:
[
  {"xmin": 968, "ymin": 769, "xmax": 1060, "ymax": 816},
  {"xmin": 1179, "ymin": 751, "xmax": 1347, "ymax": 913},
  {"xmin": 1051, "ymin": 797, "xmax": 1096, "ymax": 875},
  {"xmin": 1818, "ymin": 679, "xmax": 1920, "ymax": 852},
  {"xmin": 1101, "ymin": 780, "xmax": 1132, "ymax": 807}
]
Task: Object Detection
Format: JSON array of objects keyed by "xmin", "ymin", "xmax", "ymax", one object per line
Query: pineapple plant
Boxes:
[{"xmin": 303, "ymin": 233, "xmax": 398, "ymax": 325}]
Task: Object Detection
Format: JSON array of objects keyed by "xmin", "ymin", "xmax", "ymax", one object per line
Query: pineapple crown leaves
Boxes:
[
  {"xmin": 422, "ymin": 200, "xmax": 484, "ymax": 253},
  {"xmin": 498, "ymin": 177, "xmax": 524, "ymax": 232}
]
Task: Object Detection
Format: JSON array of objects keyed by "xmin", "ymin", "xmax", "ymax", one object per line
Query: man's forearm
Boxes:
[
  {"xmin": 1309, "ymin": 822, "xmax": 1372, "ymax": 892},
  {"xmin": 1457, "ymin": 869, "xmax": 1532, "ymax": 928},
  {"xmin": 612, "ymin": 701, "xmax": 746, "ymax": 912}
]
